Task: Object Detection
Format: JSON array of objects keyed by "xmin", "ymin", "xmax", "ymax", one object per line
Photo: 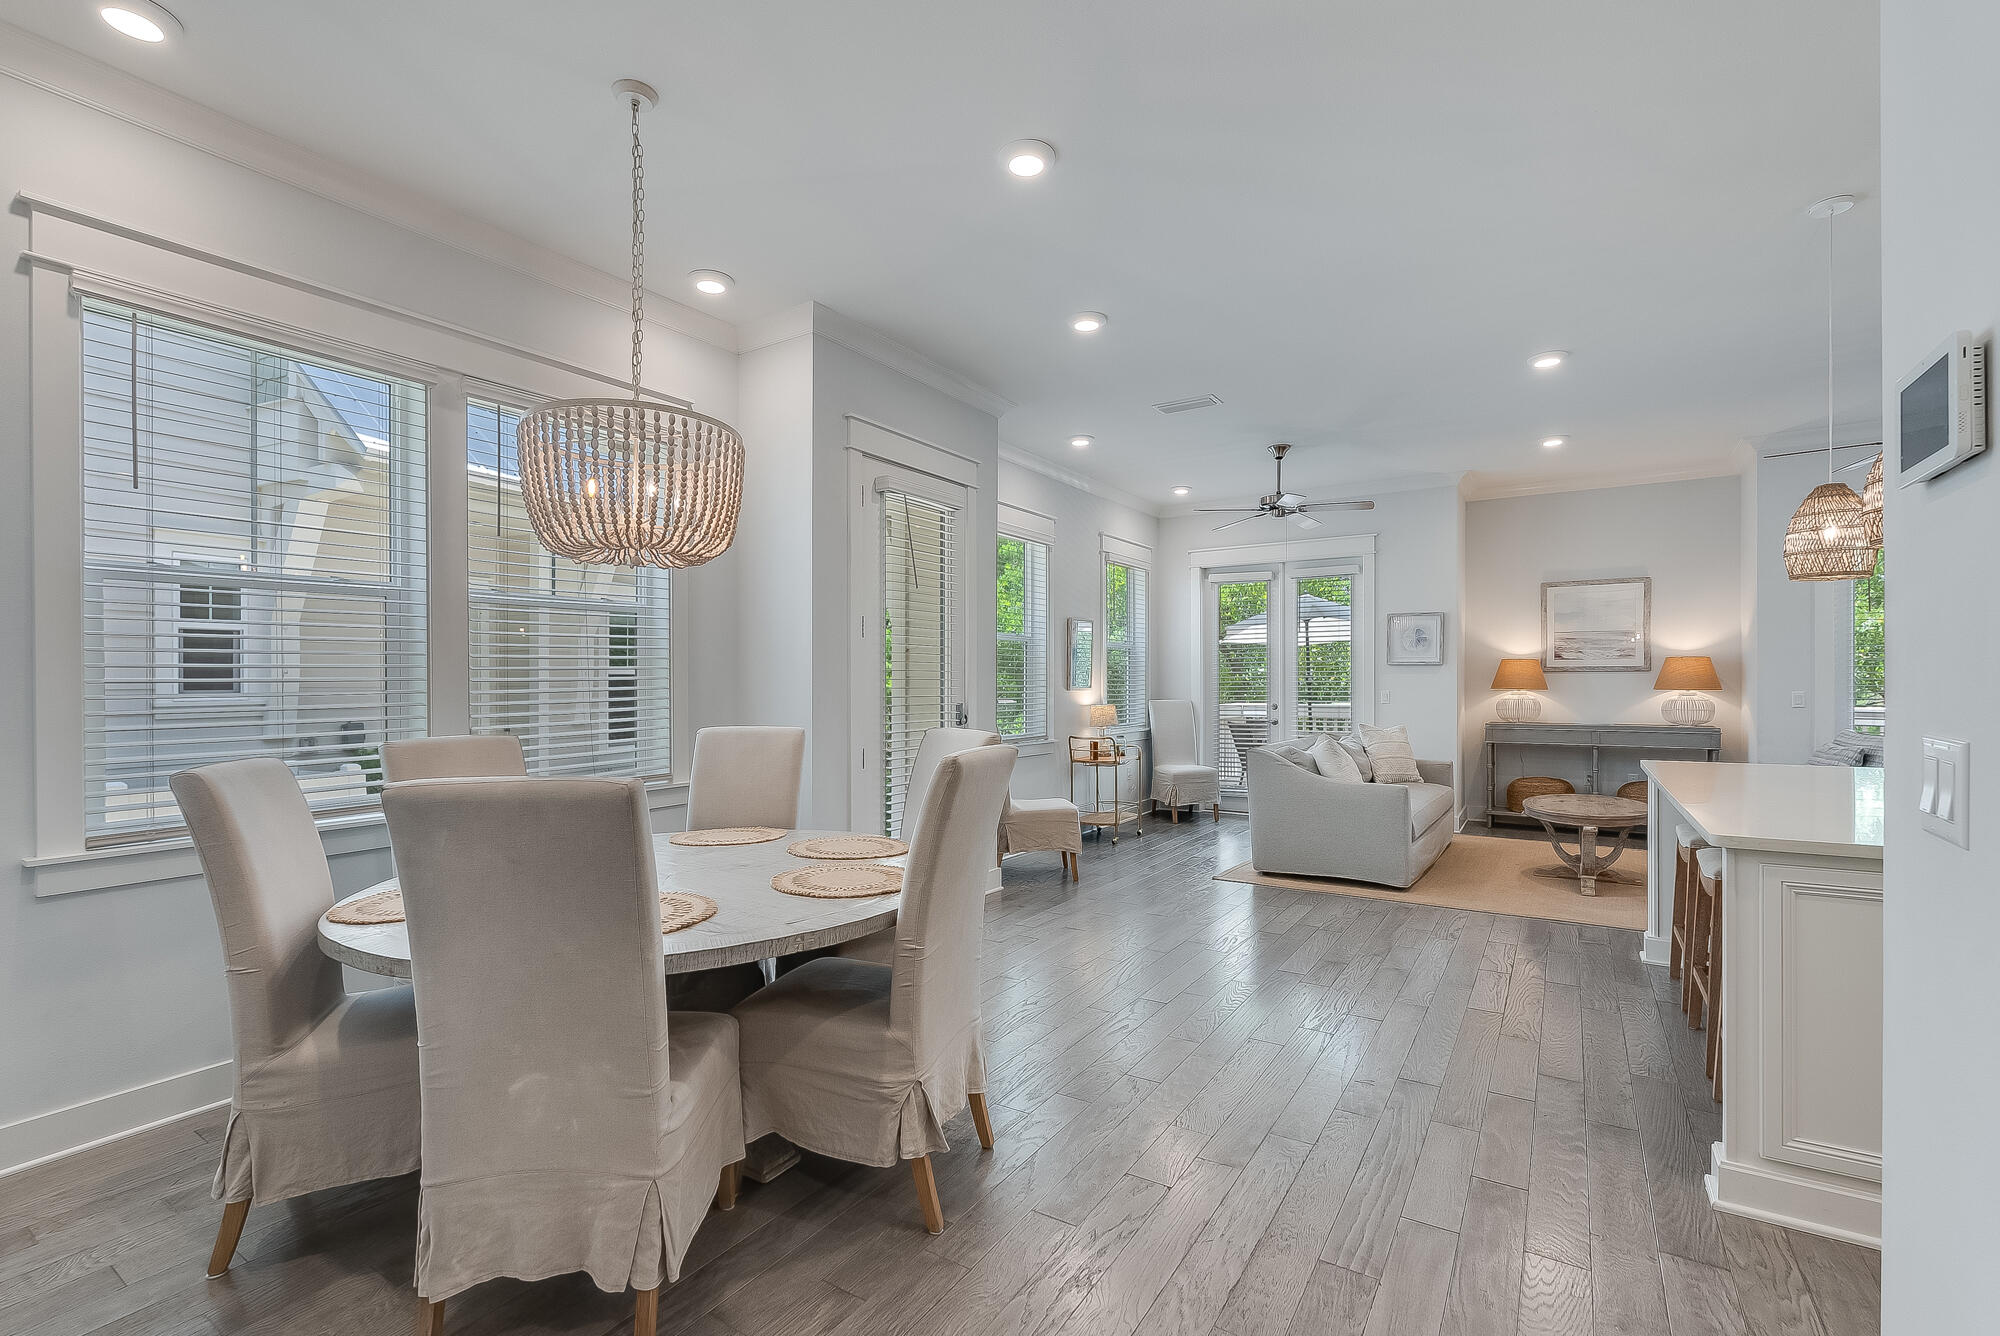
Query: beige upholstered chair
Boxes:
[
  {"xmin": 837, "ymin": 727, "xmax": 1000, "ymax": 965},
  {"xmin": 1149, "ymin": 699, "xmax": 1221, "ymax": 822},
  {"xmin": 383, "ymin": 777, "xmax": 745, "ymax": 1335},
  {"xmin": 1000, "ymin": 796, "xmax": 1083, "ymax": 881},
  {"xmin": 733, "ymin": 744, "xmax": 1017, "ymax": 1233},
  {"xmin": 379, "ymin": 733, "xmax": 526, "ymax": 783},
  {"xmin": 686, "ymin": 726, "xmax": 805, "ymax": 831},
  {"xmin": 169, "ymin": 759, "xmax": 420, "ymax": 1280}
]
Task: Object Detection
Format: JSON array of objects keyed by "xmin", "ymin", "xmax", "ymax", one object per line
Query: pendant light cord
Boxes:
[
  {"xmin": 630, "ymin": 93, "xmax": 646, "ymax": 399},
  {"xmin": 1824, "ymin": 207, "xmax": 1835, "ymax": 483}
]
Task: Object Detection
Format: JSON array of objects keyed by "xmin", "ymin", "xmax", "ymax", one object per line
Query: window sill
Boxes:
[
  {"xmin": 1006, "ymin": 740, "xmax": 1056, "ymax": 758},
  {"xmin": 24, "ymin": 777, "xmax": 688, "ymax": 898}
]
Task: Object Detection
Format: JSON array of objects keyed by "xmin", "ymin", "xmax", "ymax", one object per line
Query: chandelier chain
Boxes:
[{"xmin": 630, "ymin": 93, "xmax": 646, "ymax": 398}]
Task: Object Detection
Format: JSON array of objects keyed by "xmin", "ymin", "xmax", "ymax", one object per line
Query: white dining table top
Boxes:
[{"xmin": 317, "ymin": 829, "xmax": 905, "ymax": 980}]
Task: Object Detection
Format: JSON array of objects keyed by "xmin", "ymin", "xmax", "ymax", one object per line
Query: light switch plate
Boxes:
[
  {"xmin": 1921, "ymin": 736, "xmax": 1971, "ymax": 849},
  {"xmin": 1792, "ymin": 690, "xmax": 1808, "ymax": 708}
]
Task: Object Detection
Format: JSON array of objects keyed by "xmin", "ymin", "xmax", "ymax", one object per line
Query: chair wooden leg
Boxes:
[
  {"xmin": 716, "ymin": 1159, "xmax": 740, "ymax": 1211},
  {"xmin": 634, "ymin": 1285, "xmax": 659, "ymax": 1336},
  {"xmin": 1212, "ymin": 803, "xmax": 1220, "ymax": 823},
  {"xmin": 1669, "ymin": 846, "xmax": 1687, "ymax": 982},
  {"xmin": 910, "ymin": 1155, "xmax": 945, "ymax": 1234},
  {"xmin": 1170, "ymin": 805, "xmax": 1180, "ymax": 823},
  {"xmin": 416, "ymin": 1297, "xmax": 445, "ymax": 1336},
  {"xmin": 969, "ymin": 1092, "xmax": 995, "ymax": 1150},
  {"xmin": 1069, "ymin": 850, "xmax": 1079, "ymax": 883},
  {"xmin": 206, "ymin": 1198, "xmax": 251, "ymax": 1278}
]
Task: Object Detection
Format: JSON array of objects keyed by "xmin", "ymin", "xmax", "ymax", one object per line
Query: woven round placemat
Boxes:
[
  {"xmin": 660, "ymin": 892, "xmax": 719, "ymax": 934},
  {"xmin": 771, "ymin": 864, "xmax": 904, "ymax": 899},
  {"xmin": 327, "ymin": 889, "xmax": 405, "ymax": 925},
  {"xmin": 786, "ymin": 834, "xmax": 909, "ymax": 861},
  {"xmin": 669, "ymin": 826, "xmax": 787, "ymax": 847}
]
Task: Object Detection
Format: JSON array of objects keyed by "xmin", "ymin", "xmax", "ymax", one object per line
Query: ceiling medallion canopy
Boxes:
[
  {"xmin": 516, "ymin": 79, "xmax": 744, "ymax": 568},
  {"xmin": 1785, "ymin": 196, "xmax": 1872, "ymax": 582}
]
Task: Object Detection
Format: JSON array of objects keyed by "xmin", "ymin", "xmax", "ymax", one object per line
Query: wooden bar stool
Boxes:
[
  {"xmin": 1687, "ymin": 845, "xmax": 1725, "ymax": 1102},
  {"xmin": 1671, "ymin": 823, "xmax": 1705, "ymax": 1006}
]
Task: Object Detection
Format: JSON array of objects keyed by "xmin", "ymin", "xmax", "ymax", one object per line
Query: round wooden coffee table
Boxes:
[{"xmin": 1521, "ymin": 793, "xmax": 1648, "ymax": 896}]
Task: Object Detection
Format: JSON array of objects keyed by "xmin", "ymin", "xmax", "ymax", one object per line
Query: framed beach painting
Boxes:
[{"xmin": 1541, "ymin": 578, "xmax": 1651, "ymax": 672}]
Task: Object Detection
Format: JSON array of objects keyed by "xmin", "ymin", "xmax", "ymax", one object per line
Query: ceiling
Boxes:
[{"xmin": 5, "ymin": 0, "xmax": 1882, "ymax": 508}]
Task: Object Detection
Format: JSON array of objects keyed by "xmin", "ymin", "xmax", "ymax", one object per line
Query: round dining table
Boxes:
[{"xmin": 318, "ymin": 829, "xmax": 906, "ymax": 981}]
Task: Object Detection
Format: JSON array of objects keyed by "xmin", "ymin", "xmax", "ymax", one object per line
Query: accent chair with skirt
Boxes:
[
  {"xmin": 170, "ymin": 758, "xmax": 421, "ymax": 1279},
  {"xmin": 1149, "ymin": 698, "xmax": 1221, "ymax": 822},
  {"xmin": 732, "ymin": 744, "xmax": 1017, "ymax": 1233},
  {"xmin": 685, "ymin": 725, "xmax": 805, "ymax": 831},
  {"xmin": 383, "ymin": 776, "xmax": 745, "ymax": 1335}
]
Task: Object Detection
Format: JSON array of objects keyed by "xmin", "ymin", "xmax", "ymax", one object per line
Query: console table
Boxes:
[{"xmin": 1484, "ymin": 722, "xmax": 1720, "ymax": 828}]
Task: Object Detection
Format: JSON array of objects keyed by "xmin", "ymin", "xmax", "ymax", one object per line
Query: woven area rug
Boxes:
[{"xmin": 1215, "ymin": 833, "xmax": 1647, "ymax": 930}]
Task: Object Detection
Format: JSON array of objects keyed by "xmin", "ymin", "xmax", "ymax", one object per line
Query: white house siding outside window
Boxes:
[
  {"xmin": 466, "ymin": 399, "xmax": 671, "ymax": 776},
  {"xmin": 81, "ymin": 299, "xmax": 428, "ymax": 842},
  {"xmin": 995, "ymin": 534, "xmax": 1049, "ymax": 743}
]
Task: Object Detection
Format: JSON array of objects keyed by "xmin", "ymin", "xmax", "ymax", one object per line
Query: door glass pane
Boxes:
[
  {"xmin": 1214, "ymin": 579, "xmax": 1271, "ymax": 790},
  {"xmin": 1295, "ymin": 574, "xmax": 1355, "ymax": 736},
  {"xmin": 881, "ymin": 491, "xmax": 958, "ymax": 836}
]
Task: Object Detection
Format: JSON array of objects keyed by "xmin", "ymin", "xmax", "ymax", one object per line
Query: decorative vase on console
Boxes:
[
  {"xmin": 1654, "ymin": 656, "xmax": 1721, "ymax": 725},
  {"xmin": 1491, "ymin": 658, "xmax": 1547, "ymax": 722}
]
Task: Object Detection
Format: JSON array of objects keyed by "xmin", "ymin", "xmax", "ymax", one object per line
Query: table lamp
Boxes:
[
  {"xmin": 1490, "ymin": 659, "xmax": 1547, "ymax": 722},
  {"xmin": 1654, "ymin": 656, "xmax": 1721, "ymax": 724},
  {"xmin": 1088, "ymin": 703, "xmax": 1118, "ymax": 736}
]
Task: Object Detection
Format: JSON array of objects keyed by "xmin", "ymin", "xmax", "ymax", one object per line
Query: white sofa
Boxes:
[{"xmin": 1246, "ymin": 739, "xmax": 1455, "ymax": 889}]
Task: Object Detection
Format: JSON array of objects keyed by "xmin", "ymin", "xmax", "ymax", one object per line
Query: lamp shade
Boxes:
[
  {"xmin": 1783, "ymin": 482, "xmax": 1875, "ymax": 581},
  {"xmin": 1490, "ymin": 658, "xmax": 1548, "ymax": 691},
  {"xmin": 1860, "ymin": 453, "xmax": 1884, "ymax": 547},
  {"xmin": 1088, "ymin": 704, "xmax": 1118, "ymax": 729},
  {"xmin": 1654, "ymin": 656, "xmax": 1721, "ymax": 691}
]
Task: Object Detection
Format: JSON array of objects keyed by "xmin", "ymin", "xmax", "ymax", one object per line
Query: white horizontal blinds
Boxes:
[
  {"xmin": 1104, "ymin": 558, "xmax": 1148, "ymax": 737},
  {"xmin": 1214, "ymin": 577, "xmax": 1272, "ymax": 790},
  {"xmin": 1294, "ymin": 572, "xmax": 1356, "ymax": 736},
  {"xmin": 81, "ymin": 298, "xmax": 428, "ymax": 843},
  {"xmin": 882, "ymin": 490, "xmax": 959, "ymax": 836},
  {"xmin": 467, "ymin": 398, "xmax": 671, "ymax": 778},
  {"xmin": 995, "ymin": 534, "xmax": 1048, "ymax": 743}
]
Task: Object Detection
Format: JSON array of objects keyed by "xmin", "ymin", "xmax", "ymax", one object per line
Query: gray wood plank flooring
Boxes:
[{"xmin": 0, "ymin": 817, "xmax": 1879, "ymax": 1336}]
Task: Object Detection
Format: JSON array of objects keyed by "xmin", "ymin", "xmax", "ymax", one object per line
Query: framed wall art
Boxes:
[
  {"xmin": 1541, "ymin": 577, "xmax": 1651, "ymax": 671},
  {"xmin": 1386, "ymin": 612, "xmax": 1445, "ymax": 665}
]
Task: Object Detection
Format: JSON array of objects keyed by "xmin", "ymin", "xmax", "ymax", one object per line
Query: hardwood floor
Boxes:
[{"xmin": 0, "ymin": 817, "xmax": 1880, "ymax": 1336}]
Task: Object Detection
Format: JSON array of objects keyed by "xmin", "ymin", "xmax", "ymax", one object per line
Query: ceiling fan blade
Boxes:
[
  {"xmin": 1195, "ymin": 506, "xmax": 1266, "ymax": 514},
  {"xmin": 1292, "ymin": 513, "xmax": 1324, "ymax": 531},
  {"xmin": 1276, "ymin": 491, "xmax": 1308, "ymax": 508},
  {"xmin": 1210, "ymin": 513, "xmax": 1262, "ymax": 531},
  {"xmin": 1300, "ymin": 500, "xmax": 1376, "ymax": 511}
]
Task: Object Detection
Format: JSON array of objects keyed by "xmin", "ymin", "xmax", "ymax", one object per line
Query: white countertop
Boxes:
[{"xmin": 1643, "ymin": 761, "xmax": 1884, "ymax": 860}]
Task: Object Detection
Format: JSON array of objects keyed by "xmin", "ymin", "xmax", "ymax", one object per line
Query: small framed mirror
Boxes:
[{"xmin": 1067, "ymin": 618, "xmax": 1094, "ymax": 691}]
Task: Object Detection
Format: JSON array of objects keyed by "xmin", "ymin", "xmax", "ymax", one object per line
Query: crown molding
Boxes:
[
  {"xmin": 998, "ymin": 445, "xmax": 1164, "ymax": 518},
  {"xmin": 0, "ymin": 21, "xmax": 738, "ymax": 351},
  {"xmin": 810, "ymin": 305, "xmax": 1014, "ymax": 420},
  {"xmin": 1460, "ymin": 459, "xmax": 1743, "ymax": 503}
]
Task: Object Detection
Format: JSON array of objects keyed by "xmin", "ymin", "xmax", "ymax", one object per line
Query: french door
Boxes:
[
  {"xmin": 1207, "ymin": 561, "xmax": 1367, "ymax": 791},
  {"xmin": 852, "ymin": 461, "xmax": 972, "ymax": 834}
]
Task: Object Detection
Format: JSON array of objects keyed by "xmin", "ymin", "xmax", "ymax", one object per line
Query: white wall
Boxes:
[
  {"xmin": 1879, "ymin": 2, "xmax": 2000, "ymax": 1327},
  {"xmin": 1460, "ymin": 476, "xmax": 1746, "ymax": 804},
  {"xmin": 995, "ymin": 456, "xmax": 1160, "ymax": 803},
  {"xmin": 1154, "ymin": 485, "xmax": 1465, "ymax": 795}
]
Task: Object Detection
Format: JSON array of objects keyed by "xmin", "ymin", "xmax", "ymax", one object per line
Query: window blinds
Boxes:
[
  {"xmin": 881, "ymin": 490, "xmax": 959, "ymax": 836},
  {"xmin": 466, "ymin": 398, "xmax": 672, "ymax": 778},
  {"xmin": 1293, "ymin": 573, "xmax": 1356, "ymax": 736},
  {"xmin": 996, "ymin": 534, "xmax": 1049, "ymax": 743},
  {"xmin": 81, "ymin": 298, "xmax": 428, "ymax": 843},
  {"xmin": 1104, "ymin": 558, "xmax": 1149, "ymax": 736}
]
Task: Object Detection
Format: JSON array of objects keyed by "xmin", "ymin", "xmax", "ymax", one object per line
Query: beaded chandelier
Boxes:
[{"xmin": 517, "ymin": 80, "xmax": 744, "ymax": 568}]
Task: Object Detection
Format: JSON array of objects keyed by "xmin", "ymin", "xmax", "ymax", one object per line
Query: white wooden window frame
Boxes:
[
  {"xmin": 996, "ymin": 502, "xmax": 1055, "ymax": 749},
  {"xmin": 1100, "ymin": 533, "xmax": 1152, "ymax": 741},
  {"xmin": 21, "ymin": 202, "xmax": 693, "ymax": 895}
]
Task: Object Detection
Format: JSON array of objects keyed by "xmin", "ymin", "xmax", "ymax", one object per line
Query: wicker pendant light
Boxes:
[
  {"xmin": 1860, "ymin": 452, "xmax": 1884, "ymax": 547},
  {"xmin": 516, "ymin": 80, "xmax": 744, "ymax": 568},
  {"xmin": 1785, "ymin": 196, "xmax": 1873, "ymax": 582}
]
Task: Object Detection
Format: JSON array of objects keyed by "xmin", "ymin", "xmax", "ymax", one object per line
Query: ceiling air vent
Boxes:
[{"xmin": 1153, "ymin": 393, "xmax": 1223, "ymax": 415}]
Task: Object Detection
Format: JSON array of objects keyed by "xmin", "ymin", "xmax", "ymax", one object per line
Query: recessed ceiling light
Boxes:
[
  {"xmin": 1071, "ymin": 312, "xmax": 1108, "ymax": 333},
  {"xmin": 1530, "ymin": 351, "xmax": 1567, "ymax": 371},
  {"xmin": 1542, "ymin": 436, "xmax": 1567, "ymax": 449},
  {"xmin": 100, "ymin": 0, "xmax": 180, "ymax": 41},
  {"xmin": 1001, "ymin": 140, "xmax": 1056, "ymax": 178},
  {"xmin": 1172, "ymin": 486, "xmax": 1191, "ymax": 497},
  {"xmin": 1069, "ymin": 435, "xmax": 1093, "ymax": 449},
  {"xmin": 689, "ymin": 270, "xmax": 733, "ymax": 295}
]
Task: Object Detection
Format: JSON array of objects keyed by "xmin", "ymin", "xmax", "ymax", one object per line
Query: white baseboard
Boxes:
[
  {"xmin": 0, "ymin": 1061, "xmax": 233, "ymax": 1180},
  {"xmin": 1704, "ymin": 1142, "xmax": 1881, "ymax": 1249},
  {"xmin": 1640, "ymin": 932, "xmax": 1672, "ymax": 967}
]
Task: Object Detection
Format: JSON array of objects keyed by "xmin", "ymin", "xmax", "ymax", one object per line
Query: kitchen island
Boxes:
[{"xmin": 1643, "ymin": 760, "xmax": 1883, "ymax": 1247}]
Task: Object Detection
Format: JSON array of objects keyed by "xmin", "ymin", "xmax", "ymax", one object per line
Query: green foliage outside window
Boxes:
[
  {"xmin": 996, "ymin": 537, "xmax": 1028, "ymax": 738},
  {"xmin": 1852, "ymin": 549, "xmax": 1884, "ymax": 733}
]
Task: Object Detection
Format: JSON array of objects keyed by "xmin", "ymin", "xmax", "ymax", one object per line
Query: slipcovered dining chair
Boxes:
[
  {"xmin": 383, "ymin": 777, "xmax": 745, "ymax": 1335},
  {"xmin": 380, "ymin": 733, "xmax": 527, "ymax": 783},
  {"xmin": 686, "ymin": 726, "xmax": 805, "ymax": 831},
  {"xmin": 170, "ymin": 758, "xmax": 421, "ymax": 1280},
  {"xmin": 1149, "ymin": 699, "xmax": 1221, "ymax": 822},
  {"xmin": 836, "ymin": 727, "xmax": 1000, "ymax": 965},
  {"xmin": 732, "ymin": 744, "xmax": 1018, "ymax": 1234}
]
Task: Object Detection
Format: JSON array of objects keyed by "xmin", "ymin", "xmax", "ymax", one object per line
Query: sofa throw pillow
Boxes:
[
  {"xmin": 1268, "ymin": 743, "xmax": 1319, "ymax": 773},
  {"xmin": 1336, "ymin": 734, "xmax": 1375, "ymax": 781},
  {"xmin": 1358, "ymin": 723, "xmax": 1423, "ymax": 785},
  {"xmin": 1308, "ymin": 734, "xmax": 1366, "ymax": 783}
]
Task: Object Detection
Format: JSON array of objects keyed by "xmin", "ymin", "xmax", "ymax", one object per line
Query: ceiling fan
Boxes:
[{"xmin": 1199, "ymin": 444, "xmax": 1376, "ymax": 531}]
